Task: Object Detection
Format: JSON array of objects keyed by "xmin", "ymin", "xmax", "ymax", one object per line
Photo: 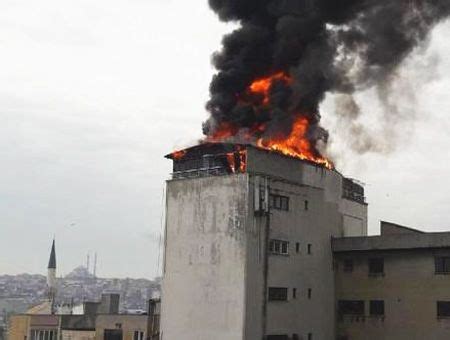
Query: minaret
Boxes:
[{"xmin": 47, "ymin": 239, "xmax": 57, "ymax": 314}]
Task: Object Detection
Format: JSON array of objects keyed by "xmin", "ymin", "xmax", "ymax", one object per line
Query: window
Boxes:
[
  {"xmin": 370, "ymin": 300, "xmax": 384, "ymax": 316},
  {"xmin": 435, "ymin": 257, "xmax": 450, "ymax": 274},
  {"xmin": 133, "ymin": 331, "xmax": 144, "ymax": 340},
  {"xmin": 269, "ymin": 194, "xmax": 289, "ymax": 211},
  {"xmin": 308, "ymin": 244, "xmax": 312, "ymax": 254},
  {"xmin": 344, "ymin": 259, "xmax": 354, "ymax": 273},
  {"xmin": 308, "ymin": 288, "xmax": 312, "ymax": 299},
  {"xmin": 437, "ymin": 301, "xmax": 450, "ymax": 318},
  {"xmin": 338, "ymin": 300, "xmax": 365, "ymax": 316},
  {"xmin": 304, "ymin": 200, "xmax": 309, "ymax": 210},
  {"xmin": 296, "ymin": 243, "xmax": 300, "ymax": 253},
  {"xmin": 31, "ymin": 330, "xmax": 56, "ymax": 340},
  {"xmin": 308, "ymin": 333, "xmax": 313, "ymax": 340},
  {"xmin": 292, "ymin": 334, "xmax": 299, "ymax": 340},
  {"xmin": 268, "ymin": 287, "xmax": 288, "ymax": 301},
  {"xmin": 293, "ymin": 288, "xmax": 297, "ymax": 299},
  {"xmin": 266, "ymin": 336, "xmax": 288, "ymax": 340},
  {"xmin": 369, "ymin": 258, "xmax": 384, "ymax": 275},
  {"xmin": 269, "ymin": 240, "xmax": 289, "ymax": 255}
]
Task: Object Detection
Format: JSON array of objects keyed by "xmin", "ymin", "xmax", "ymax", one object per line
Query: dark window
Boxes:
[
  {"xmin": 268, "ymin": 287, "xmax": 288, "ymax": 301},
  {"xmin": 308, "ymin": 244, "xmax": 312, "ymax": 254},
  {"xmin": 344, "ymin": 259, "xmax": 354, "ymax": 273},
  {"xmin": 308, "ymin": 288, "xmax": 312, "ymax": 299},
  {"xmin": 437, "ymin": 301, "xmax": 450, "ymax": 318},
  {"xmin": 104, "ymin": 329, "xmax": 123, "ymax": 340},
  {"xmin": 338, "ymin": 300, "xmax": 365, "ymax": 316},
  {"xmin": 308, "ymin": 333, "xmax": 312, "ymax": 340},
  {"xmin": 369, "ymin": 258, "xmax": 384, "ymax": 275},
  {"xmin": 269, "ymin": 194, "xmax": 289, "ymax": 211},
  {"xmin": 266, "ymin": 336, "xmax": 288, "ymax": 340},
  {"xmin": 435, "ymin": 257, "xmax": 450, "ymax": 274},
  {"xmin": 293, "ymin": 288, "xmax": 297, "ymax": 299},
  {"xmin": 296, "ymin": 243, "xmax": 300, "ymax": 253},
  {"xmin": 370, "ymin": 300, "xmax": 384, "ymax": 316},
  {"xmin": 269, "ymin": 240, "xmax": 289, "ymax": 255},
  {"xmin": 292, "ymin": 334, "xmax": 299, "ymax": 340},
  {"xmin": 304, "ymin": 200, "xmax": 309, "ymax": 210}
]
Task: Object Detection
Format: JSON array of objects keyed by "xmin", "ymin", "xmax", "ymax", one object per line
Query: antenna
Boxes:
[
  {"xmin": 86, "ymin": 253, "xmax": 90, "ymax": 272},
  {"xmin": 93, "ymin": 252, "xmax": 97, "ymax": 278}
]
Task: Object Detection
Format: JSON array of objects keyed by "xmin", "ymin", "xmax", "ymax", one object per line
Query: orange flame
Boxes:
[
  {"xmin": 206, "ymin": 72, "xmax": 333, "ymax": 169},
  {"xmin": 249, "ymin": 72, "xmax": 293, "ymax": 105},
  {"xmin": 172, "ymin": 150, "xmax": 187, "ymax": 160},
  {"xmin": 256, "ymin": 117, "xmax": 333, "ymax": 169},
  {"xmin": 226, "ymin": 150, "xmax": 247, "ymax": 173},
  {"xmin": 207, "ymin": 122, "xmax": 238, "ymax": 141}
]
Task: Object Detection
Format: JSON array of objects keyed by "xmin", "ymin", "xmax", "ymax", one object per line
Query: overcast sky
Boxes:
[{"xmin": 1, "ymin": 0, "xmax": 449, "ymax": 279}]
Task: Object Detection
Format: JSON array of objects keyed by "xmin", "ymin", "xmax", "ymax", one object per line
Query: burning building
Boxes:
[
  {"xmin": 160, "ymin": 145, "xmax": 450, "ymax": 340},
  {"xmin": 161, "ymin": 144, "xmax": 367, "ymax": 339}
]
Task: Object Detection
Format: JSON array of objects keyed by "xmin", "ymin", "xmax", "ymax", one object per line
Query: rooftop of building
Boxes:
[
  {"xmin": 165, "ymin": 142, "xmax": 366, "ymax": 204},
  {"xmin": 332, "ymin": 221, "xmax": 450, "ymax": 252},
  {"xmin": 165, "ymin": 142, "xmax": 332, "ymax": 169}
]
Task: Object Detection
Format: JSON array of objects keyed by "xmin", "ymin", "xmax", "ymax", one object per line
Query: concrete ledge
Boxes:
[{"xmin": 332, "ymin": 232, "xmax": 450, "ymax": 252}]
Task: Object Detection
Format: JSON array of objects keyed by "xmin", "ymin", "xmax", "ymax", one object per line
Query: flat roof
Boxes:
[{"xmin": 332, "ymin": 232, "xmax": 450, "ymax": 252}]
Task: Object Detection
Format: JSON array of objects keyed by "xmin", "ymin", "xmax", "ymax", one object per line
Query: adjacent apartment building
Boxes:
[
  {"xmin": 160, "ymin": 142, "xmax": 450, "ymax": 340},
  {"xmin": 334, "ymin": 221, "xmax": 450, "ymax": 340}
]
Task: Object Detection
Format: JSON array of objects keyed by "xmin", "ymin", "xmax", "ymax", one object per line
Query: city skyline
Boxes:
[{"xmin": 1, "ymin": 0, "xmax": 450, "ymax": 279}]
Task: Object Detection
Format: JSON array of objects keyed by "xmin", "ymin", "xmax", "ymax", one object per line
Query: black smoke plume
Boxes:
[{"xmin": 203, "ymin": 0, "xmax": 450, "ymax": 156}]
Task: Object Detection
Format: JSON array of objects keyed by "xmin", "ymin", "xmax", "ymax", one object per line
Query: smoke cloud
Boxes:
[{"xmin": 203, "ymin": 0, "xmax": 450, "ymax": 157}]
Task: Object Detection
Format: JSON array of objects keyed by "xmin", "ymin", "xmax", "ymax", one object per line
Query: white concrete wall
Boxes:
[{"xmin": 161, "ymin": 174, "xmax": 250, "ymax": 340}]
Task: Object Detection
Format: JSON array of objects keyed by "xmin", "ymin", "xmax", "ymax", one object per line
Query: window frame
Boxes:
[
  {"xmin": 369, "ymin": 300, "xmax": 385, "ymax": 317},
  {"xmin": 437, "ymin": 301, "xmax": 450, "ymax": 318},
  {"xmin": 268, "ymin": 287, "xmax": 288, "ymax": 302},
  {"xmin": 435, "ymin": 257, "xmax": 450, "ymax": 274},
  {"xmin": 266, "ymin": 335, "xmax": 289, "ymax": 340},
  {"xmin": 368, "ymin": 258, "xmax": 384, "ymax": 276},
  {"xmin": 338, "ymin": 300, "xmax": 365, "ymax": 316},
  {"xmin": 133, "ymin": 331, "xmax": 145, "ymax": 340},
  {"xmin": 269, "ymin": 194, "xmax": 290, "ymax": 211},
  {"xmin": 269, "ymin": 239, "xmax": 289, "ymax": 256}
]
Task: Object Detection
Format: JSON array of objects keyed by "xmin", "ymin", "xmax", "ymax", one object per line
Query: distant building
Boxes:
[
  {"xmin": 96, "ymin": 314, "xmax": 147, "ymax": 340},
  {"xmin": 147, "ymin": 299, "xmax": 160, "ymax": 340},
  {"xmin": 7, "ymin": 294, "xmax": 159, "ymax": 340}
]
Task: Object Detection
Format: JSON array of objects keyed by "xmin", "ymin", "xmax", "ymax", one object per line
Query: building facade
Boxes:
[
  {"xmin": 160, "ymin": 144, "xmax": 367, "ymax": 340},
  {"xmin": 334, "ymin": 221, "xmax": 450, "ymax": 340}
]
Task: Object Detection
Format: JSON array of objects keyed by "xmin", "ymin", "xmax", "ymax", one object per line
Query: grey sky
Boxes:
[{"xmin": 1, "ymin": 0, "xmax": 449, "ymax": 279}]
